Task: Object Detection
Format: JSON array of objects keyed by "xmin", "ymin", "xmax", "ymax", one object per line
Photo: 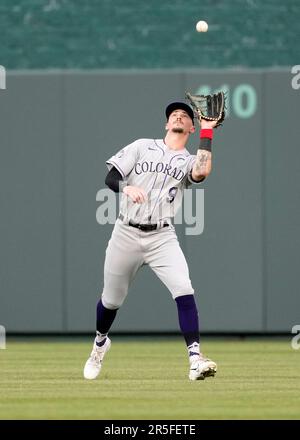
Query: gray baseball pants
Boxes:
[{"xmin": 101, "ymin": 218, "xmax": 194, "ymax": 309}]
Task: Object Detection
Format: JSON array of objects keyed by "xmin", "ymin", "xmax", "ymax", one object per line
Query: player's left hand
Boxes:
[{"xmin": 198, "ymin": 118, "xmax": 217, "ymax": 129}]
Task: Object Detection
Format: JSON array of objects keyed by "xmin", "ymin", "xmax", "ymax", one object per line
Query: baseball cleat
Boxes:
[
  {"xmin": 189, "ymin": 353, "xmax": 217, "ymax": 381},
  {"xmin": 83, "ymin": 337, "xmax": 111, "ymax": 380}
]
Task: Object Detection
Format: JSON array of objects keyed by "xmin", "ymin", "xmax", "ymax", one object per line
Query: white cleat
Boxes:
[
  {"xmin": 83, "ymin": 337, "xmax": 111, "ymax": 380},
  {"xmin": 189, "ymin": 353, "xmax": 217, "ymax": 381}
]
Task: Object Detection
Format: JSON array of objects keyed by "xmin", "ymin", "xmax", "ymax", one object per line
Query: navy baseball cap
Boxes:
[{"xmin": 165, "ymin": 102, "xmax": 194, "ymax": 122}]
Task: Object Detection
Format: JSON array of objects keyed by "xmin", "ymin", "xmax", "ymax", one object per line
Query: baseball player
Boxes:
[{"xmin": 84, "ymin": 101, "xmax": 217, "ymax": 381}]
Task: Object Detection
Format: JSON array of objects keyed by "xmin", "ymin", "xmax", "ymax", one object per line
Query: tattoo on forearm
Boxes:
[{"xmin": 194, "ymin": 151, "xmax": 210, "ymax": 175}]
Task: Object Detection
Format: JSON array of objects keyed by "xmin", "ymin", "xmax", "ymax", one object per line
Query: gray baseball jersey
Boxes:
[{"xmin": 106, "ymin": 138, "xmax": 203, "ymax": 224}]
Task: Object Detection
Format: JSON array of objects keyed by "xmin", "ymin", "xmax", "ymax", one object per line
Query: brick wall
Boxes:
[{"xmin": 1, "ymin": 0, "xmax": 300, "ymax": 69}]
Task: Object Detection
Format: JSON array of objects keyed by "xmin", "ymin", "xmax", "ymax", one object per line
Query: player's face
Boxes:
[{"xmin": 166, "ymin": 109, "xmax": 195, "ymax": 134}]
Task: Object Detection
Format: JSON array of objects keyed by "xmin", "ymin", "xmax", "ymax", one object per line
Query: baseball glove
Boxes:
[{"xmin": 186, "ymin": 91, "xmax": 226, "ymax": 127}]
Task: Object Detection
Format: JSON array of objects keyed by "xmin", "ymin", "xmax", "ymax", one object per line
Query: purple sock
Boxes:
[
  {"xmin": 96, "ymin": 299, "xmax": 118, "ymax": 335},
  {"xmin": 175, "ymin": 294, "xmax": 200, "ymax": 347}
]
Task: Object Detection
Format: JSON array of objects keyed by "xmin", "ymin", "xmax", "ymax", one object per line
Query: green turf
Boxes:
[{"xmin": 0, "ymin": 338, "xmax": 299, "ymax": 420}]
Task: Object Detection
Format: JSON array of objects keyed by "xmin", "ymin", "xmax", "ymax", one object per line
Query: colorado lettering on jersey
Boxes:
[
  {"xmin": 134, "ymin": 161, "xmax": 185, "ymax": 181},
  {"xmin": 106, "ymin": 138, "xmax": 203, "ymax": 223}
]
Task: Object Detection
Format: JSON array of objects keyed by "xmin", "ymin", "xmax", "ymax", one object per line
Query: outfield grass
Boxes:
[{"xmin": 0, "ymin": 337, "xmax": 299, "ymax": 419}]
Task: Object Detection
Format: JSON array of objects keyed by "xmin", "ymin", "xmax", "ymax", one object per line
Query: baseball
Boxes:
[{"xmin": 196, "ymin": 20, "xmax": 208, "ymax": 32}]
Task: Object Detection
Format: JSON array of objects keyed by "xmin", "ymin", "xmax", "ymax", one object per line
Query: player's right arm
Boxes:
[
  {"xmin": 105, "ymin": 139, "xmax": 148, "ymax": 203},
  {"xmin": 105, "ymin": 167, "xmax": 147, "ymax": 203}
]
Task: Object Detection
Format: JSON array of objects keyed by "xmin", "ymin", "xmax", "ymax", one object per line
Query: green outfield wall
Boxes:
[{"xmin": 0, "ymin": 68, "xmax": 299, "ymax": 333}]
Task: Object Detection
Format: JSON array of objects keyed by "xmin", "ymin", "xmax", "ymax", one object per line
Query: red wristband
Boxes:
[{"xmin": 200, "ymin": 129, "xmax": 213, "ymax": 140}]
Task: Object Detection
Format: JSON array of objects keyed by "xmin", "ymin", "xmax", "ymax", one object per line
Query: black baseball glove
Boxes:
[{"xmin": 186, "ymin": 91, "xmax": 226, "ymax": 127}]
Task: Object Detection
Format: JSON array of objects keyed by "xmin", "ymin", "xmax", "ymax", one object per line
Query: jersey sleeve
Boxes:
[
  {"xmin": 185, "ymin": 155, "xmax": 206, "ymax": 187},
  {"xmin": 106, "ymin": 140, "xmax": 140, "ymax": 178}
]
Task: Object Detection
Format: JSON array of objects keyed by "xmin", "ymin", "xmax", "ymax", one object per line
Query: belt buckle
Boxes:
[
  {"xmin": 141, "ymin": 224, "xmax": 152, "ymax": 232},
  {"xmin": 129, "ymin": 221, "xmax": 158, "ymax": 232}
]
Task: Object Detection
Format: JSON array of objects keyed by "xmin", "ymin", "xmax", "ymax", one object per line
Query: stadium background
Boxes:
[{"xmin": 0, "ymin": 0, "xmax": 299, "ymax": 334}]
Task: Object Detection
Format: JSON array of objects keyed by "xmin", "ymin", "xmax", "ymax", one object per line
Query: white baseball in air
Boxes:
[{"xmin": 196, "ymin": 20, "xmax": 208, "ymax": 32}]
